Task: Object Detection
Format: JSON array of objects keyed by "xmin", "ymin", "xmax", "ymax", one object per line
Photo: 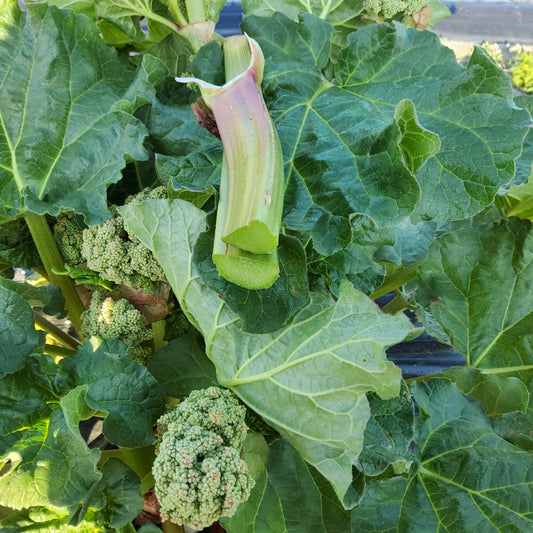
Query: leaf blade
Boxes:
[
  {"xmin": 122, "ymin": 198, "xmax": 417, "ymax": 505},
  {"xmin": 0, "ymin": 4, "xmax": 148, "ymax": 223}
]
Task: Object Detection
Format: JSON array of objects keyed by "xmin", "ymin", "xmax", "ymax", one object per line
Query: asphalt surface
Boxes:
[
  {"xmin": 218, "ymin": 1, "xmax": 533, "ymax": 44},
  {"xmin": 435, "ymin": 2, "xmax": 533, "ymax": 44}
]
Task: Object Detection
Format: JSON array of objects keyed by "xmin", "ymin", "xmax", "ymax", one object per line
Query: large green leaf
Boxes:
[
  {"xmin": 356, "ymin": 381, "xmax": 415, "ymax": 476},
  {"xmin": 60, "ymin": 339, "xmax": 166, "ymax": 447},
  {"xmin": 242, "ymin": 0, "xmax": 366, "ymax": 37},
  {"xmin": 147, "ymin": 332, "xmax": 219, "ymax": 398},
  {"xmin": 351, "ymin": 379, "xmax": 533, "ymax": 531},
  {"xmin": 0, "ymin": 285, "xmax": 40, "ymax": 379},
  {"xmin": 0, "ymin": 2, "xmax": 148, "ymax": 224},
  {"xmin": 244, "ymin": 14, "xmax": 426, "ymax": 255},
  {"xmin": 0, "ymin": 360, "xmax": 101, "ymax": 514},
  {"xmin": 194, "ymin": 229, "xmax": 310, "ymax": 333},
  {"xmin": 0, "ymin": 305, "xmax": 162, "ymax": 522},
  {"xmin": 121, "ymin": 198, "xmax": 418, "ymax": 506},
  {"xmin": 243, "ymin": 15, "xmax": 531, "ymax": 234},
  {"xmin": 417, "ymin": 217, "xmax": 533, "ymax": 379},
  {"xmin": 222, "ymin": 438, "xmax": 351, "ymax": 533}
]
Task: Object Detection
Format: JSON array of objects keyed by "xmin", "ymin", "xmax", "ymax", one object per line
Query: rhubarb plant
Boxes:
[{"xmin": 1, "ymin": 0, "xmax": 533, "ymax": 532}]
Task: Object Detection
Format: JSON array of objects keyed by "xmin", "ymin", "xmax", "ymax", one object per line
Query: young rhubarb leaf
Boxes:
[
  {"xmin": 121, "ymin": 198, "xmax": 419, "ymax": 507},
  {"xmin": 356, "ymin": 381, "xmax": 415, "ymax": 477},
  {"xmin": 494, "ymin": 383, "xmax": 533, "ymax": 451},
  {"xmin": 0, "ymin": 2, "xmax": 148, "ymax": 224},
  {"xmin": 445, "ymin": 367, "xmax": 530, "ymax": 418},
  {"xmin": 79, "ymin": 457, "xmax": 144, "ymax": 529},
  {"xmin": 375, "ymin": 218, "xmax": 440, "ymax": 268},
  {"xmin": 148, "ymin": 99, "xmax": 223, "ymax": 193},
  {"xmin": 307, "ymin": 215, "xmax": 395, "ymax": 297},
  {"xmin": 351, "ymin": 379, "xmax": 533, "ymax": 531}
]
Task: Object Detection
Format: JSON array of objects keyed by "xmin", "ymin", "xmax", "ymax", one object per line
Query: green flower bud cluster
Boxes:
[
  {"xmin": 81, "ymin": 290, "xmax": 153, "ymax": 363},
  {"xmin": 364, "ymin": 0, "xmax": 427, "ymax": 19},
  {"xmin": 83, "ymin": 187, "xmax": 167, "ymax": 287},
  {"xmin": 54, "ymin": 187, "xmax": 167, "ymax": 289},
  {"xmin": 53, "ymin": 213, "xmax": 85, "ymax": 266},
  {"xmin": 153, "ymin": 387, "xmax": 255, "ymax": 530}
]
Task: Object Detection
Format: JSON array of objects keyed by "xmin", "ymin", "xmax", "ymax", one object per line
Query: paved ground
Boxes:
[{"xmin": 435, "ymin": 1, "xmax": 533, "ymax": 44}]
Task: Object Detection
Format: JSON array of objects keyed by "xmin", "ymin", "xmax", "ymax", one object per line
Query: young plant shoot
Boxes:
[{"xmin": 177, "ymin": 34, "xmax": 284, "ymax": 289}]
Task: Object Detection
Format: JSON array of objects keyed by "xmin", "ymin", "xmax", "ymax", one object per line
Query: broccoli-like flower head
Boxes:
[
  {"xmin": 158, "ymin": 387, "xmax": 249, "ymax": 449},
  {"xmin": 53, "ymin": 212, "xmax": 85, "ymax": 265},
  {"xmin": 364, "ymin": 0, "xmax": 427, "ymax": 19},
  {"xmin": 81, "ymin": 290, "xmax": 153, "ymax": 363},
  {"xmin": 81, "ymin": 187, "xmax": 167, "ymax": 288},
  {"xmin": 153, "ymin": 387, "xmax": 254, "ymax": 529},
  {"xmin": 82, "ymin": 217, "xmax": 140, "ymax": 286},
  {"xmin": 124, "ymin": 186, "xmax": 167, "ymax": 206}
]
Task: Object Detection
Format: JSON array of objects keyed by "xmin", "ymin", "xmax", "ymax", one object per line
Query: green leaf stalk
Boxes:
[
  {"xmin": 177, "ymin": 35, "xmax": 285, "ymax": 288},
  {"xmin": 24, "ymin": 212, "xmax": 85, "ymax": 333}
]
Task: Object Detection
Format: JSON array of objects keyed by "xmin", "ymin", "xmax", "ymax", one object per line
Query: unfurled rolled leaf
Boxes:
[
  {"xmin": 351, "ymin": 379, "xmax": 533, "ymax": 531},
  {"xmin": 0, "ymin": 2, "xmax": 148, "ymax": 224},
  {"xmin": 121, "ymin": 198, "xmax": 418, "ymax": 506}
]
